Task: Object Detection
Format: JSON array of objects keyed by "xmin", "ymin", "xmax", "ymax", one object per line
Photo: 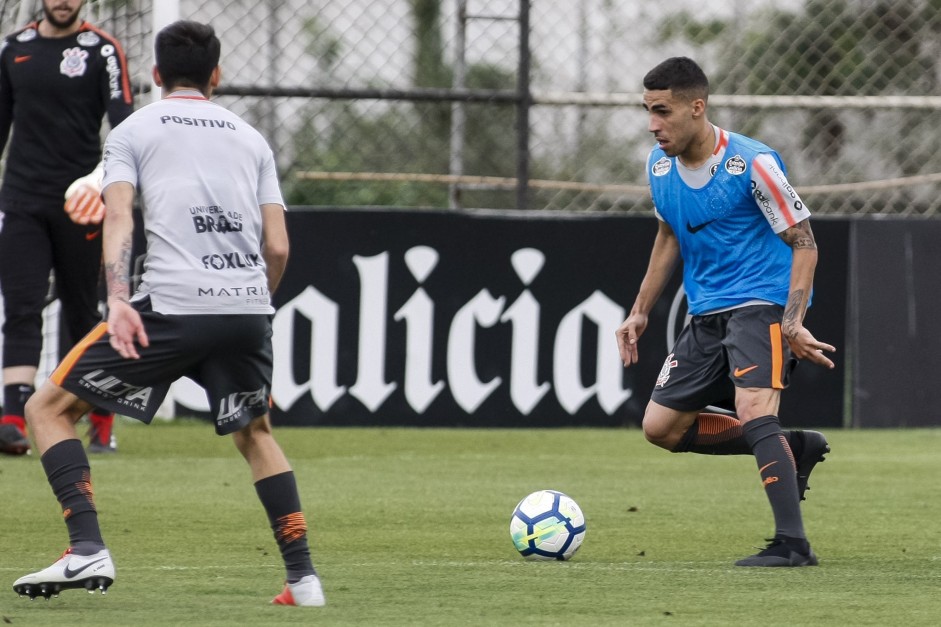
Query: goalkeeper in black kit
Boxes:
[{"xmin": 0, "ymin": 0, "xmax": 133, "ymax": 456}]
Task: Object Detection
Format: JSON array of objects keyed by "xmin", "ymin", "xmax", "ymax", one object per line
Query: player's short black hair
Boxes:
[
  {"xmin": 154, "ymin": 20, "xmax": 221, "ymax": 92},
  {"xmin": 643, "ymin": 57, "xmax": 709, "ymax": 101}
]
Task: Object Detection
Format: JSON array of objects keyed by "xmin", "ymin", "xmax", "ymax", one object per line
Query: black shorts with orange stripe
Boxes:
[
  {"xmin": 650, "ymin": 304, "xmax": 796, "ymax": 413},
  {"xmin": 52, "ymin": 297, "xmax": 274, "ymax": 435}
]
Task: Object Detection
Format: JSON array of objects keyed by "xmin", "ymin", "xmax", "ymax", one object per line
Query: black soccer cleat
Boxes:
[
  {"xmin": 791, "ymin": 430, "xmax": 829, "ymax": 501},
  {"xmin": 735, "ymin": 537, "xmax": 819, "ymax": 567},
  {"xmin": 86, "ymin": 424, "xmax": 118, "ymax": 454},
  {"xmin": 0, "ymin": 422, "xmax": 30, "ymax": 456}
]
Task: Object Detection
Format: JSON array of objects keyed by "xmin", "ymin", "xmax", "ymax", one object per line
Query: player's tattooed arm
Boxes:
[
  {"xmin": 775, "ymin": 219, "xmax": 835, "ymax": 368},
  {"xmin": 104, "ymin": 235, "xmax": 133, "ymax": 304},
  {"xmin": 779, "ymin": 219, "xmax": 816, "ymax": 339},
  {"xmin": 777, "ymin": 219, "xmax": 817, "ymax": 250},
  {"xmin": 101, "ymin": 180, "xmax": 137, "ymax": 306},
  {"xmin": 782, "ymin": 289, "xmax": 806, "ymax": 339},
  {"xmin": 100, "ymin": 181, "xmax": 148, "ymax": 358}
]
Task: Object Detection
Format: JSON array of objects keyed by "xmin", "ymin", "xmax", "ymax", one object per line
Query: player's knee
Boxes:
[
  {"xmin": 642, "ymin": 404, "xmax": 694, "ymax": 451},
  {"xmin": 23, "ymin": 397, "xmax": 38, "ymax": 428},
  {"xmin": 734, "ymin": 388, "xmax": 780, "ymax": 421},
  {"xmin": 23, "ymin": 388, "xmax": 84, "ymax": 430},
  {"xmin": 232, "ymin": 414, "xmax": 273, "ymax": 448},
  {"xmin": 246, "ymin": 413, "xmax": 273, "ymax": 436},
  {"xmin": 641, "ymin": 418, "xmax": 675, "ymax": 450}
]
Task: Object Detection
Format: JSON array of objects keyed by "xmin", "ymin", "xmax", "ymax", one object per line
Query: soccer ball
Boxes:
[{"xmin": 509, "ymin": 489, "xmax": 586, "ymax": 560}]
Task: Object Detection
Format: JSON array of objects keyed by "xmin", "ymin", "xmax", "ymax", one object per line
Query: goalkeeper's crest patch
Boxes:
[
  {"xmin": 60, "ymin": 47, "xmax": 89, "ymax": 78},
  {"xmin": 77, "ymin": 31, "xmax": 101, "ymax": 47},
  {"xmin": 16, "ymin": 28, "xmax": 36, "ymax": 42}
]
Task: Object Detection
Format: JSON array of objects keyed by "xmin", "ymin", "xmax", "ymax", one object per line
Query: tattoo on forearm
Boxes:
[
  {"xmin": 782, "ymin": 289, "xmax": 805, "ymax": 338},
  {"xmin": 105, "ymin": 236, "xmax": 133, "ymax": 301},
  {"xmin": 778, "ymin": 220, "xmax": 817, "ymax": 250}
]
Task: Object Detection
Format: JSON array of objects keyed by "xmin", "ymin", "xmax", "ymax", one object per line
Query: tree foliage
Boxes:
[
  {"xmin": 657, "ymin": 0, "xmax": 939, "ymax": 163},
  {"xmin": 285, "ymin": 0, "xmax": 516, "ymax": 207}
]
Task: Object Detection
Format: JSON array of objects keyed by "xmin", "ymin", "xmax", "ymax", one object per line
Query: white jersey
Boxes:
[{"xmin": 102, "ymin": 90, "xmax": 284, "ymax": 315}]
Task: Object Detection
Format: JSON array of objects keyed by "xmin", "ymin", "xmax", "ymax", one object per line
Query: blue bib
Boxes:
[{"xmin": 647, "ymin": 133, "xmax": 795, "ymax": 315}]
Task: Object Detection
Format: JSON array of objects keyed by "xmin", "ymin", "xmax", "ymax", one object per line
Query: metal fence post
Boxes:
[
  {"xmin": 449, "ymin": 0, "xmax": 468, "ymax": 210},
  {"xmin": 151, "ymin": 0, "xmax": 180, "ymax": 102},
  {"xmin": 516, "ymin": 0, "xmax": 531, "ymax": 210}
]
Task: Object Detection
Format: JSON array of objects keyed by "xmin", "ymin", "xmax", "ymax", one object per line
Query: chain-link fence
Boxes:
[{"xmin": 2, "ymin": 0, "xmax": 940, "ymax": 214}]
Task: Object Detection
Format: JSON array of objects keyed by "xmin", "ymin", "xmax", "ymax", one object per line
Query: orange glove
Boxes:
[{"xmin": 64, "ymin": 163, "xmax": 105, "ymax": 225}]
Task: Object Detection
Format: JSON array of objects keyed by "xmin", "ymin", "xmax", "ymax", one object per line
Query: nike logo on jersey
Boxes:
[
  {"xmin": 86, "ymin": 230, "xmax": 101, "ymax": 241},
  {"xmin": 686, "ymin": 219, "xmax": 716, "ymax": 234},
  {"xmin": 734, "ymin": 365, "xmax": 759, "ymax": 377},
  {"xmin": 63, "ymin": 556, "xmax": 108, "ymax": 579},
  {"xmin": 14, "ymin": 55, "xmax": 31, "ymax": 63}
]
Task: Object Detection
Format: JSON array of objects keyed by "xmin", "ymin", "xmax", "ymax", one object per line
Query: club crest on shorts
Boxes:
[
  {"xmin": 656, "ymin": 353, "xmax": 679, "ymax": 387},
  {"xmin": 60, "ymin": 47, "xmax": 89, "ymax": 78}
]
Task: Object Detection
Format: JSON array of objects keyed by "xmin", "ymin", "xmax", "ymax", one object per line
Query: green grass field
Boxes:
[{"xmin": 2, "ymin": 421, "xmax": 940, "ymax": 626}]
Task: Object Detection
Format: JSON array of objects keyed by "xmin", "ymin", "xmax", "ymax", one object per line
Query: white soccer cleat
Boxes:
[
  {"xmin": 13, "ymin": 548, "xmax": 115, "ymax": 599},
  {"xmin": 271, "ymin": 574, "xmax": 326, "ymax": 607}
]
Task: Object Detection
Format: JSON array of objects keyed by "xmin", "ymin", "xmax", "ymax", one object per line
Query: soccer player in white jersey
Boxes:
[
  {"xmin": 615, "ymin": 57, "xmax": 836, "ymax": 567},
  {"xmin": 12, "ymin": 21, "xmax": 325, "ymax": 606}
]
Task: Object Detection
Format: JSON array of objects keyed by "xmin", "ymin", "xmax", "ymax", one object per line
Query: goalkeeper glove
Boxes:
[{"xmin": 64, "ymin": 163, "xmax": 105, "ymax": 225}]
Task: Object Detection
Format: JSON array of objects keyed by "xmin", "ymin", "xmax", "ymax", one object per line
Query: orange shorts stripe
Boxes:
[
  {"xmin": 51, "ymin": 323, "xmax": 109, "ymax": 386},
  {"xmin": 769, "ymin": 322, "xmax": 784, "ymax": 389}
]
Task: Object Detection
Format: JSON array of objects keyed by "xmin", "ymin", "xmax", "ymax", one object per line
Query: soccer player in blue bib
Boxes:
[{"xmin": 616, "ymin": 57, "xmax": 836, "ymax": 567}]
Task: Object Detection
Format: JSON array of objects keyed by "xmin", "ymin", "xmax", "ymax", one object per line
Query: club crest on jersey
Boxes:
[
  {"xmin": 77, "ymin": 31, "xmax": 101, "ymax": 46},
  {"xmin": 16, "ymin": 28, "xmax": 36, "ymax": 42},
  {"xmin": 724, "ymin": 155, "xmax": 747, "ymax": 175},
  {"xmin": 651, "ymin": 157, "xmax": 672, "ymax": 177},
  {"xmin": 656, "ymin": 353, "xmax": 679, "ymax": 387},
  {"xmin": 60, "ymin": 47, "xmax": 89, "ymax": 78}
]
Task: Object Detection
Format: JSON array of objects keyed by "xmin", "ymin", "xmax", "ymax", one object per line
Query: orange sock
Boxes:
[{"xmin": 673, "ymin": 412, "xmax": 751, "ymax": 455}]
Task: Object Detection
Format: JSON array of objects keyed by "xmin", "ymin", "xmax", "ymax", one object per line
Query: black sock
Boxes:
[
  {"xmin": 743, "ymin": 415, "xmax": 805, "ymax": 542},
  {"xmin": 41, "ymin": 439, "xmax": 105, "ymax": 547},
  {"xmin": 4, "ymin": 383, "xmax": 34, "ymax": 417},
  {"xmin": 255, "ymin": 471, "xmax": 316, "ymax": 582},
  {"xmin": 672, "ymin": 413, "xmax": 752, "ymax": 455}
]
